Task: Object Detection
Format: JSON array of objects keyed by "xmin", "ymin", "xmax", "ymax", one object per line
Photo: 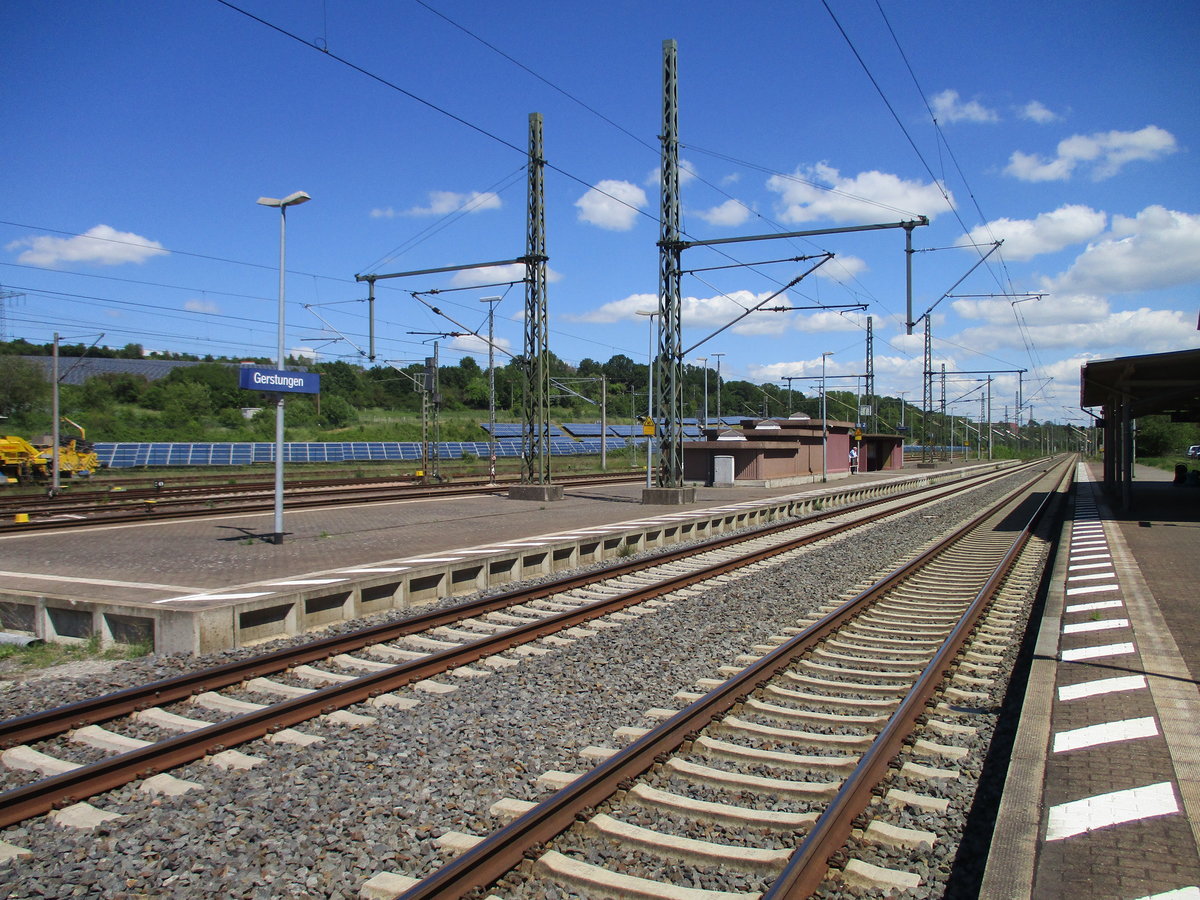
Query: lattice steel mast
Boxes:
[
  {"xmin": 865, "ymin": 315, "xmax": 875, "ymax": 434},
  {"xmin": 521, "ymin": 112, "xmax": 551, "ymax": 484},
  {"xmin": 656, "ymin": 39, "xmax": 685, "ymax": 488}
]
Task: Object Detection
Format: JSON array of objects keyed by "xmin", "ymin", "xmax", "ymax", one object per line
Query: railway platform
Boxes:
[
  {"xmin": 0, "ymin": 462, "xmax": 994, "ymax": 657},
  {"xmin": 984, "ymin": 461, "xmax": 1200, "ymax": 900}
]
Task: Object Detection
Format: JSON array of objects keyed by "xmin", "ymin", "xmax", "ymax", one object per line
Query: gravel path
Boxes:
[{"xmin": 0, "ymin": 470, "xmax": 1045, "ymax": 899}]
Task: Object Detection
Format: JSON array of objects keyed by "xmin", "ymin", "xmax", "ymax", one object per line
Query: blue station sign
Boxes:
[{"xmin": 239, "ymin": 366, "xmax": 321, "ymax": 395}]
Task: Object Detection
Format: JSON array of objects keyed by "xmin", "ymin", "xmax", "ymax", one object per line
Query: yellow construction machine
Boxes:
[{"xmin": 1, "ymin": 418, "xmax": 100, "ymax": 484}]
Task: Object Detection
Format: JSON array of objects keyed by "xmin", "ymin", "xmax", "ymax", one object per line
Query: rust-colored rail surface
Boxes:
[
  {"xmin": 0, "ymin": 460, "xmax": 1043, "ymax": 833},
  {"xmin": 0, "ymin": 470, "xmax": 642, "ymax": 532},
  {"xmin": 391, "ymin": 457, "xmax": 1072, "ymax": 900}
]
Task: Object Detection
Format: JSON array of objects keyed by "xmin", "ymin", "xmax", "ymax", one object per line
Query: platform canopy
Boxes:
[
  {"xmin": 1081, "ymin": 347, "xmax": 1200, "ymax": 422},
  {"xmin": 1081, "ymin": 346, "xmax": 1200, "ymax": 508}
]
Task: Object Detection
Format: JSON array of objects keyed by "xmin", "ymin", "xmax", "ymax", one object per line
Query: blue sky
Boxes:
[{"xmin": 3, "ymin": 1, "xmax": 1197, "ymax": 428}]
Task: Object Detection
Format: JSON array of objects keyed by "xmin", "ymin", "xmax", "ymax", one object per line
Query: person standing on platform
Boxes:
[{"xmin": 849, "ymin": 445, "xmax": 859, "ymax": 474}]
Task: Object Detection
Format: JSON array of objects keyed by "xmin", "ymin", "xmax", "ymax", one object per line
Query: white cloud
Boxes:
[
  {"xmin": 371, "ymin": 190, "xmax": 502, "ymax": 218},
  {"xmin": 184, "ymin": 298, "xmax": 220, "ymax": 314},
  {"xmin": 960, "ymin": 205, "xmax": 1107, "ymax": 261},
  {"xmin": 816, "ymin": 254, "xmax": 867, "ymax": 280},
  {"xmin": 790, "ymin": 309, "xmax": 866, "ymax": 333},
  {"xmin": 575, "ymin": 179, "xmax": 648, "ymax": 231},
  {"xmin": 1020, "ymin": 100, "xmax": 1060, "ymax": 124},
  {"xmin": 695, "ymin": 199, "xmax": 751, "ymax": 227},
  {"xmin": 766, "ymin": 163, "xmax": 950, "ymax": 224},
  {"xmin": 1004, "ymin": 125, "xmax": 1177, "ymax": 181},
  {"xmin": 451, "ymin": 333, "xmax": 513, "ymax": 357},
  {"xmin": 956, "ymin": 307, "xmax": 1193, "ymax": 353},
  {"xmin": 449, "ymin": 263, "xmax": 561, "ymax": 287},
  {"xmin": 1047, "ymin": 206, "xmax": 1200, "ymax": 295},
  {"xmin": 644, "ymin": 159, "xmax": 699, "ymax": 189},
  {"xmin": 931, "ymin": 89, "xmax": 999, "ymax": 124},
  {"xmin": 7, "ymin": 224, "xmax": 167, "ymax": 267},
  {"xmin": 568, "ymin": 289, "xmax": 794, "ymax": 335},
  {"xmin": 951, "ymin": 293, "xmax": 1110, "ymax": 326},
  {"xmin": 567, "ymin": 293, "xmax": 657, "ymax": 324}
]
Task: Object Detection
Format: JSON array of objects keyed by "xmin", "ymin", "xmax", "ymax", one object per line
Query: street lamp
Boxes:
[
  {"xmin": 479, "ymin": 296, "xmax": 502, "ymax": 483},
  {"xmin": 636, "ymin": 310, "xmax": 658, "ymax": 488},
  {"xmin": 712, "ymin": 352, "xmax": 725, "ymax": 428},
  {"xmin": 695, "ymin": 357, "xmax": 708, "ymax": 433},
  {"xmin": 256, "ymin": 190, "xmax": 310, "ymax": 545},
  {"xmin": 820, "ymin": 351, "xmax": 834, "ymax": 482}
]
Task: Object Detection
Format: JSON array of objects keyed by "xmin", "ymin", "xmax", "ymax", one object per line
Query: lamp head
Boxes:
[{"xmin": 257, "ymin": 191, "xmax": 311, "ymax": 208}]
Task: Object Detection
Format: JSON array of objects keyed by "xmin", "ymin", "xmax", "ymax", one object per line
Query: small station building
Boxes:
[{"xmin": 683, "ymin": 414, "xmax": 904, "ymax": 487}]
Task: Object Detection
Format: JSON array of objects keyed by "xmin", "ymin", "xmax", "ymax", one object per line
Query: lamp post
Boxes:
[
  {"xmin": 695, "ymin": 357, "xmax": 708, "ymax": 433},
  {"xmin": 821, "ymin": 351, "xmax": 834, "ymax": 482},
  {"xmin": 256, "ymin": 190, "xmax": 310, "ymax": 545},
  {"xmin": 479, "ymin": 296, "xmax": 502, "ymax": 482},
  {"xmin": 636, "ymin": 310, "xmax": 658, "ymax": 488},
  {"xmin": 712, "ymin": 352, "xmax": 725, "ymax": 428}
]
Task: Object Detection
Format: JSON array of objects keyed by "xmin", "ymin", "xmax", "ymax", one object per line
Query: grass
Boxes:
[
  {"xmin": 0, "ymin": 633, "xmax": 152, "ymax": 676},
  {"xmin": 1139, "ymin": 454, "xmax": 1198, "ymax": 474}
]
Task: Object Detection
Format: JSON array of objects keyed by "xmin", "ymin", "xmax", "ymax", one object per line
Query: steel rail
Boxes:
[
  {"xmin": 0, "ymin": 462, "xmax": 1029, "ymax": 750},
  {"xmin": 0, "ymin": 464, "xmax": 1037, "ymax": 828},
  {"xmin": 762, "ymin": 457, "xmax": 1073, "ymax": 898},
  {"xmin": 390, "ymin": 458, "xmax": 1069, "ymax": 900},
  {"xmin": 0, "ymin": 470, "xmax": 646, "ymax": 515},
  {"xmin": 0, "ymin": 471, "xmax": 643, "ymax": 533}
]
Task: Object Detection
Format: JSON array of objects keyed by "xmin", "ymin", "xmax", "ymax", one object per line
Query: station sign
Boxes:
[{"xmin": 238, "ymin": 366, "xmax": 321, "ymax": 395}]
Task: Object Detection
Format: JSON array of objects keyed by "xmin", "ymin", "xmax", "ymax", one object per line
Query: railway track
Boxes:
[
  {"xmin": 389, "ymin": 456, "xmax": 1071, "ymax": 899},
  {"xmin": 0, "ymin": 461, "xmax": 1038, "ymax": 824},
  {"xmin": 0, "ymin": 457, "xmax": 1065, "ymax": 895},
  {"xmin": 0, "ymin": 470, "xmax": 643, "ymax": 533}
]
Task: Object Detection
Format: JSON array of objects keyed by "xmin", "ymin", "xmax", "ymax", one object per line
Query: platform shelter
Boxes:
[
  {"xmin": 683, "ymin": 416, "xmax": 903, "ymax": 487},
  {"xmin": 1081, "ymin": 347, "xmax": 1200, "ymax": 509}
]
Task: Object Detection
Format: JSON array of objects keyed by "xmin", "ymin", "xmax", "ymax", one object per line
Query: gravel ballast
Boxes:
[{"xmin": 0, "ymin": 469, "xmax": 1050, "ymax": 899}]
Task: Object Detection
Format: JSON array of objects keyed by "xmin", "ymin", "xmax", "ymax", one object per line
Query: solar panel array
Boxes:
[
  {"xmin": 480, "ymin": 423, "xmax": 566, "ymax": 438},
  {"xmin": 91, "ymin": 439, "xmax": 634, "ymax": 468}
]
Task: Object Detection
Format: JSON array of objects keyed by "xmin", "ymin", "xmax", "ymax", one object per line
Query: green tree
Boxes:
[{"xmin": 0, "ymin": 357, "xmax": 50, "ymax": 423}]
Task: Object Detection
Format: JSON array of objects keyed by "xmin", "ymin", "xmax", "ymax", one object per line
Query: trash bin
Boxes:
[{"xmin": 713, "ymin": 455, "xmax": 735, "ymax": 486}]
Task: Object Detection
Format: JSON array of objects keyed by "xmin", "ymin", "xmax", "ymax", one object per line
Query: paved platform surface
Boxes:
[
  {"xmin": 0, "ymin": 472, "xmax": 905, "ymax": 611},
  {"xmin": 985, "ymin": 462, "xmax": 1200, "ymax": 900}
]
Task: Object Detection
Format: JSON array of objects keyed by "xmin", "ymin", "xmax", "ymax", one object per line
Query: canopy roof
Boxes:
[{"xmin": 1081, "ymin": 347, "xmax": 1200, "ymax": 422}]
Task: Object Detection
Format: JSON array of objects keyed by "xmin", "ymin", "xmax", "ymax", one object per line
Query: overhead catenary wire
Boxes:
[{"xmin": 217, "ymin": 0, "xmax": 912, "ymax": 341}]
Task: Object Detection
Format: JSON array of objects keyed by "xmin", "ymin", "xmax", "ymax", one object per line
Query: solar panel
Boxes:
[
  {"xmin": 91, "ymin": 436, "xmax": 637, "ymax": 468},
  {"xmin": 563, "ymin": 423, "xmax": 607, "ymax": 437}
]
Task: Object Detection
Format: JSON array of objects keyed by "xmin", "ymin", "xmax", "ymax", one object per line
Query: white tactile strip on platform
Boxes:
[
  {"xmin": 156, "ymin": 591, "xmax": 276, "ymax": 604},
  {"xmin": 1058, "ymin": 675, "xmax": 1148, "ymax": 702},
  {"xmin": 1062, "ymin": 618, "xmax": 1130, "ymax": 634},
  {"xmin": 265, "ymin": 578, "xmax": 349, "ymax": 587},
  {"xmin": 1065, "ymin": 583, "xmax": 1122, "ymax": 597},
  {"xmin": 1045, "ymin": 782, "xmax": 1179, "ymax": 841},
  {"xmin": 1043, "ymin": 468, "xmax": 1184, "ymax": 852},
  {"xmin": 1065, "ymin": 599, "xmax": 1124, "ymax": 613},
  {"xmin": 1132, "ymin": 888, "xmax": 1200, "ymax": 900},
  {"xmin": 1052, "ymin": 716, "xmax": 1159, "ymax": 753},
  {"xmin": 1060, "ymin": 642, "xmax": 1136, "ymax": 662}
]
